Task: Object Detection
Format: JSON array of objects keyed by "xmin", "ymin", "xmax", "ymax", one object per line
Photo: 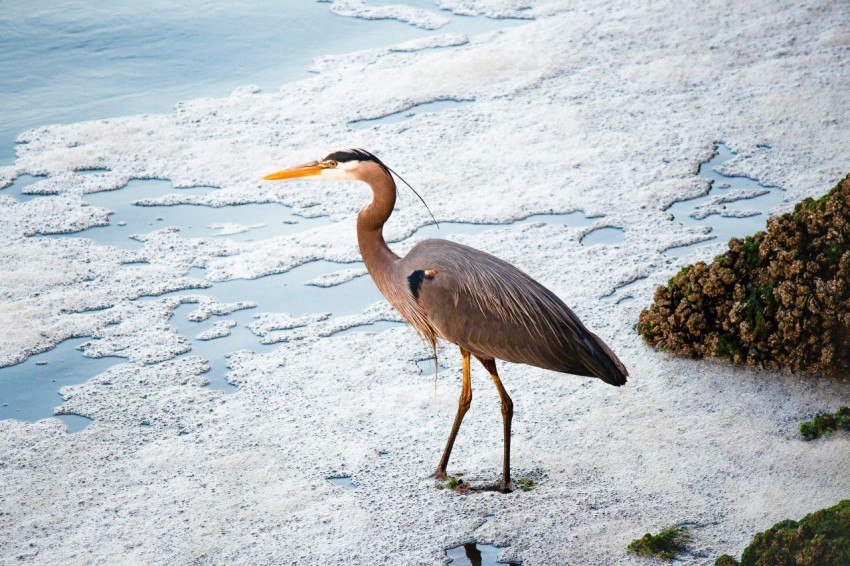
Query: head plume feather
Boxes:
[{"xmin": 325, "ymin": 148, "xmax": 439, "ymax": 228}]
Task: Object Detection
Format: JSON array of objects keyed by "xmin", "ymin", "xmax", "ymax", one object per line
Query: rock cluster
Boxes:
[
  {"xmin": 715, "ymin": 500, "xmax": 850, "ymax": 566},
  {"xmin": 799, "ymin": 406, "xmax": 850, "ymax": 440},
  {"xmin": 639, "ymin": 174, "xmax": 850, "ymax": 376},
  {"xmin": 627, "ymin": 526, "xmax": 691, "ymax": 560}
]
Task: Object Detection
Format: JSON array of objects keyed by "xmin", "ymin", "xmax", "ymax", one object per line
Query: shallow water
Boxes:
[
  {"xmin": 0, "ymin": 1, "xmax": 527, "ymax": 165},
  {"xmin": 153, "ymin": 208, "xmax": 614, "ymax": 389},
  {"xmin": 411, "ymin": 211, "xmax": 603, "ymax": 240},
  {"xmin": 581, "ymin": 226, "xmax": 625, "ymax": 246},
  {"xmin": 349, "ymin": 99, "xmax": 475, "ymax": 130},
  {"xmin": 2, "ymin": 205, "xmax": 620, "ymax": 425},
  {"xmin": 417, "ymin": 358, "xmax": 445, "ymax": 377},
  {"xmin": 163, "ymin": 261, "xmax": 387, "ymax": 391},
  {"xmin": 602, "ymin": 275, "xmax": 648, "ymax": 303},
  {"xmin": 55, "ymin": 413, "xmax": 95, "ymax": 433},
  {"xmin": 44, "ymin": 179, "xmax": 330, "ymax": 246},
  {"xmin": 41, "ymin": 181, "xmax": 611, "ymax": 247},
  {"xmin": 665, "ymin": 144, "xmax": 784, "ymax": 257},
  {"xmin": 329, "ymin": 320, "xmax": 406, "ymax": 337},
  {"xmin": 0, "ymin": 338, "xmax": 119, "ymax": 423},
  {"xmin": 198, "ymin": 260, "xmax": 383, "ymax": 317},
  {"xmin": 0, "ymin": 258, "xmax": 384, "ymax": 422},
  {"xmin": 0, "ymin": 1, "xmax": 587, "ymax": 429},
  {"xmin": 327, "ymin": 476, "xmax": 357, "ymax": 489},
  {"xmin": 1, "ymin": 174, "xmax": 48, "ymax": 202},
  {"xmin": 446, "ymin": 542, "xmax": 519, "ymax": 566},
  {"xmin": 169, "ymin": 302, "xmax": 269, "ymax": 392}
]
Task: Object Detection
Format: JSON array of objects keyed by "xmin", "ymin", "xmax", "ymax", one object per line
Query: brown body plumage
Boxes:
[{"xmin": 265, "ymin": 148, "xmax": 628, "ymax": 492}]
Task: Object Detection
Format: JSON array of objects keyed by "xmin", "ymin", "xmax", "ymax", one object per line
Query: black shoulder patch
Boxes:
[{"xmin": 408, "ymin": 270, "xmax": 426, "ymax": 299}]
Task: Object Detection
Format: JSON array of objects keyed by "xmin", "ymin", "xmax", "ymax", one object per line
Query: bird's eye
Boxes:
[{"xmin": 325, "ymin": 160, "xmax": 338, "ymax": 168}]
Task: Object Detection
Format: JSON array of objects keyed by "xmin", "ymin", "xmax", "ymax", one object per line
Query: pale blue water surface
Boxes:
[
  {"xmin": 327, "ymin": 475, "xmax": 358, "ymax": 489},
  {"xmin": 446, "ymin": 542, "xmax": 520, "ymax": 566},
  {"xmin": 665, "ymin": 143, "xmax": 784, "ymax": 256},
  {"xmin": 0, "ymin": 0, "xmax": 524, "ymax": 165},
  {"xmin": 0, "ymin": 4, "xmax": 777, "ymax": 434},
  {"xmin": 0, "ymin": 1, "xmax": 534, "ymax": 428},
  {"xmin": 349, "ymin": 99, "xmax": 475, "ymax": 130},
  {"xmin": 0, "ymin": 338, "xmax": 119, "ymax": 423},
  {"xmin": 44, "ymin": 179, "xmax": 330, "ymax": 245}
]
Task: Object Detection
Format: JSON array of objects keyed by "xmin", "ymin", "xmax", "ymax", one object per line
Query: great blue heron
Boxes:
[{"xmin": 264, "ymin": 148, "xmax": 628, "ymax": 492}]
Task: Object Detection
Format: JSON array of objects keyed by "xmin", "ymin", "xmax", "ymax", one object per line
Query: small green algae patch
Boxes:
[
  {"xmin": 517, "ymin": 478, "xmax": 534, "ymax": 492},
  {"xmin": 435, "ymin": 476, "xmax": 467, "ymax": 491},
  {"xmin": 638, "ymin": 172, "xmax": 850, "ymax": 376},
  {"xmin": 627, "ymin": 527, "xmax": 691, "ymax": 560},
  {"xmin": 720, "ymin": 500, "xmax": 850, "ymax": 565},
  {"xmin": 800, "ymin": 406, "xmax": 850, "ymax": 440}
]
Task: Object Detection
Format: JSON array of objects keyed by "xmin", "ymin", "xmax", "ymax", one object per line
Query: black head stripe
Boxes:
[
  {"xmin": 322, "ymin": 148, "xmax": 439, "ymax": 227},
  {"xmin": 323, "ymin": 148, "xmax": 386, "ymax": 168}
]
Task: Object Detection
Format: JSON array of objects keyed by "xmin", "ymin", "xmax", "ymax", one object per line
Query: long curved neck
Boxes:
[{"xmin": 357, "ymin": 166, "xmax": 400, "ymax": 277}]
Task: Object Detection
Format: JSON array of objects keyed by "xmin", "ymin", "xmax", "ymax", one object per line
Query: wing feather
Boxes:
[{"xmin": 401, "ymin": 239, "xmax": 627, "ymax": 385}]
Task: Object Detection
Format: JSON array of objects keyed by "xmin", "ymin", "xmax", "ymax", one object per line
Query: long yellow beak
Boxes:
[{"xmin": 263, "ymin": 161, "xmax": 324, "ymax": 180}]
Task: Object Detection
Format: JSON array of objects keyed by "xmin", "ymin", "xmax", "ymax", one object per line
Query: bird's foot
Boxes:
[
  {"xmin": 473, "ymin": 481, "xmax": 513, "ymax": 494},
  {"xmin": 433, "ymin": 468, "xmax": 447, "ymax": 480}
]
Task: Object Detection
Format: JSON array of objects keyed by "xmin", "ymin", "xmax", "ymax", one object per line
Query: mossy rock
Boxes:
[
  {"xmin": 726, "ymin": 500, "xmax": 850, "ymax": 565},
  {"xmin": 627, "ymin": 527, "xmax": 691, "ymax": 560},
  {"xmin": 638, "ymin": 173, "xmax": 850, "ymax": 375},
  {"xmin": 800, "ymin": 406, "xmax": 850, "ymax": 440}
]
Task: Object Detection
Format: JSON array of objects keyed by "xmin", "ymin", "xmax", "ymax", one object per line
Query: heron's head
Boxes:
[
  {"xmin": 263, "ymin": 148, "xmax": 389, "ymax": 183},
  {"xmin": 263, "ymin": 148, "xmax": 438, "ymax": 224}
]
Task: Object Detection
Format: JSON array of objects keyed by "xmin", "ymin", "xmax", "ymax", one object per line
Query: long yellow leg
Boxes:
[
  {"xmin": 436, "ymin": 348, "xmax": 472, "ymax": 478},
  {"xmin": 477, "ymin": 357, "xmax": 513, "ymax": 492}
]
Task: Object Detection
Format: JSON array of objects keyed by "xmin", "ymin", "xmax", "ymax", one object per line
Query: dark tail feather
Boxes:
[{"xmin": 581, "ymin": 332, "xmax": 628, "ymax": 386}]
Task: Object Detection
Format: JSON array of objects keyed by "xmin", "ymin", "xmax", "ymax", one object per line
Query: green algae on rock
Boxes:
[
  {"xmin": 639, "ymin": 174, "xmax": 850, "ymax": 375},
  {"xmin": 800, "ymin": 406, "xmax": 850, "ymax": 440},
  {"xmin": 717, "ymin": 500, "xmax": 850, "ymax": 566},
  {"xmin": 627, "ymin": 527, "xmax": 691, "ymax": 560}
]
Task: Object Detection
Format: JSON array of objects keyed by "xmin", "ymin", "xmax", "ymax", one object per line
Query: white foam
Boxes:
[
  {"xmin": 195, "ymin": 320, "xmax": 238, "ymax": 341},
  {"xmin": 206, "ymin": 222, "xmax": 266, "ymax": 236},
  {"xmin": 436, "ymin": 0, "xmax": 536, "ymax": 19},
  {"xmin": 309, "ymin": 33, "xmax": 469, "ymax": 74},
  {"xmin": 305, "ymin": 267, "xmax": 369, "ymax": 287},
  {"xmin": 328, "ymin": 0, "xmax": 450, "ymax": 30},
  {"xmin": 247, "ymin": 312, "xmax": 333, "ymax": 339},
  {"xmin": 2, "ymin": 3, "xmax": 850, "ymax": 563}
]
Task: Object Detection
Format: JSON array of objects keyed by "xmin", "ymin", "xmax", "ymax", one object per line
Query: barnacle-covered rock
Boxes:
[
  {"xmin": 718, "ymin": 500, "xmax": 850, "ymax": 566},
  {"xmin": 638, "ymin": 174, "xmax": 850, "ymax": 376}
]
